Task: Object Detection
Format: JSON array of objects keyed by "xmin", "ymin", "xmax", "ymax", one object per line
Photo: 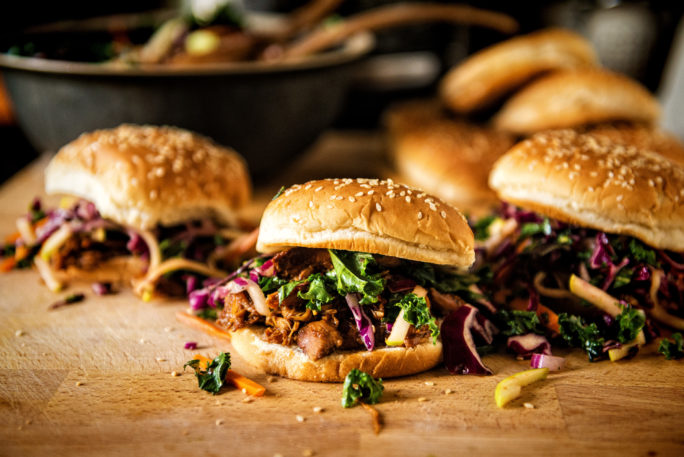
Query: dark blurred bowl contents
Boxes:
[{"xmin": 0, "ymin": 7, "xmax": 374, "ymax": 178}]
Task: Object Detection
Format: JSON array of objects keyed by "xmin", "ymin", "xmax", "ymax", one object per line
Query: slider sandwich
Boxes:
[
  {"xmin": 1, "ymin": 125, "xmax": 253, "ymax": 298},
  {"xmin": 186, "ymin": 178, "xmax": 500, "ymax": 381},
  {"xmin": 478, "ymin": 130, "xmax": 684, "ymax": 361}
]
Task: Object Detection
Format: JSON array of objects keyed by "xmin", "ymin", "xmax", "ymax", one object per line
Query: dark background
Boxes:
[{"xmin": 1, "ymin": 1, "xmax": 682, "ymax": 184}]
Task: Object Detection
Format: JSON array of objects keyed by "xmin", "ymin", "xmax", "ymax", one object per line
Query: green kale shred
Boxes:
[
  {"xmin": 184, "ymin": 352, "xmax": 231, "ymax": 395},
  {"xmin": 328, "ymin": 250, "xmax": 385, "ymax": 305},
  {"xmin": 658, "ymin": 333, "xmax": 684, "ymax": 360},
  {"xmin": 341, "ymin": 369, "xmax": 384, "ymax": 408},
  {"xmin": 393, "ymin": 293, "xmax": 440, "ymax": 344},
  {"xmin": 615, "ymin": 306, "xmax": 645, "ymax": 344},
  {"xmin": 472, "ymin": 215, "xmax": 497, "ymax": 241},
  {"xmin": 496, "ymin": 309, "xmax": 545, "ymax": 336},
  {"xmin": 558, "ymin": 313, "xmax": 605, "ymax": 362}
]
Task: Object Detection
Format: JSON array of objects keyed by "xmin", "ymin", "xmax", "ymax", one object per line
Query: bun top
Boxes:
[
  {"xmin": 440, "ymin": 28, "xmax": 598, "ymax": 113},
  {"xmin": 489, "ymin": 130, "xmax": 684, "ymax": 251},
  {"xmin": 385, "ymin": 99, "xmax": 514, "ymax": 212},
  {"xmin": 584, "ymin": 123, "xmax": 684, "ymax": 167},
  {"xmin": 256, "ymin": 178, "xmax": 475, "ymax": 268},
  {"xmin": 45, "ymin": 124, "xmax": 251, "ymax": 230},
  {"xmin": 493, "ymin": 68, "xmax": 661, "ymax": 134}
]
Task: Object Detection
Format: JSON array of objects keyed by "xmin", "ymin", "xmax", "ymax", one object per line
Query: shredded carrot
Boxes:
[
  {"xmin": 33, "ymin": 217, "xmax": 48, "ymax": 231},
  {"xmin": 175, "ymin": 311, "xmax": 232, "ymax": 342},
  {"xmin": 510, "ymin": 298, "xmax": 560, "ymax": 335},
  {"xmin": 4, "ymin": 231, "xmax": 20, "ymax": 244},
  {"xmin": 14, "ymin": 245, "xmax": 29, "ymax": 261},
  {"xmin": 191, "ymin": 353, "xmax": 266, "ymax": 397},
  {"xmin": 192, "ymin": 354, "xmax": 212, "ymax": 370},
  {"xmin": 360, "ymin": 402, "xmax": 383, "ymax": 435},
  {"xmin": 225, "ymin": 370, "xmax": 266, "ymax": 397},
  {"xmin": 0, "ymin": 256, "xmax": 16, "ymax": 272}
]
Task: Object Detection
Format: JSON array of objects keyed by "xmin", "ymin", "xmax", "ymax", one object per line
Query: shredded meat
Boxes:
[
  {"xmin": 297, "ymin": 320, "xmax": 343, "ymax": 360},
  {"xmin": 429, "ymin": 288, "xmax": 466, "ymax": 314},
  {"xmin": 271, "ymin": 248, "xmax": 333, "ymax": 280},
  {"xmin": 404, "ymin": 324, "xmax": 432, "ymax": 348},
  {"xmin": 53, "ymin": 235, "xmax": 128, "ymax": 270},
  {"xmin": 216, "ymin": 292, "xmax": 261, "ymax": 331}
]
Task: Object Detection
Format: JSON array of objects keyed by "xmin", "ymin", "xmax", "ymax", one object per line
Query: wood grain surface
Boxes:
[{"xmin": 1, "ymin": 132, "xmax": 683, "ymax": 457}]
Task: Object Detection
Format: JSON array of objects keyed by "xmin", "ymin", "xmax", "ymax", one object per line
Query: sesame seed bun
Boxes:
[
  {"xmin": 45, "ymin": 124, "xmax": 251, "ymax": 230},
  {"xmin": 489, "ymin": 130, "xmax": 684, "ymax": 251},
  {"xmin": 493, "ymin": 69, "xmax": 661, "ymax": 135},
  {"xmin": 385, "ymin": 99, "xmax": 514, "ymax": 215},
  {"xmin": 583, "ymin": 123, "xmax": 684, "ymax": 167},
  {"xmin": 440, "ymin": 28, "xmax": 598, "ymax": 113},
  {"xmin": 230, "ymin": 326, "xmax": 443, "ymax": 382},
  {"xmin": 256, "ymin": 178, "xmax": 475, "ymax": 268}
]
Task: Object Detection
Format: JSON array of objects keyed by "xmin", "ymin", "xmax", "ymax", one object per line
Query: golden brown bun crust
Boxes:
[
  {"xmin": 440, "ymin": 28, "xmax": 598, "ymax": 113},
  {"xmin": 45, "ymin": 125, "xmax": 251, "ymax": 230},
  {"xmin": 583, "ymin": 123, "xmax": 684, "ymax": 167},
  {"xmin": 489, "ymin": 130, "xmax": 684, "ymax": 251},
  {"xmin": 493, "ymin": 69, "xmax": 661, "ymax": 134},
  {"xmin": 230, "ymin": 326, "xmax": 442, "ymax": 382},
  {"xmin": 256, "ymin": 178, "xmax": 475, "ymax": 268},
  {"xmin": 385, "ymin": 99, "xmax": 514, "ymax": 213}
]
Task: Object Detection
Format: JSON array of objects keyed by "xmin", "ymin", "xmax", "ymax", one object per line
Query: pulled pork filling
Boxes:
[
  {"xmin": 199, "ymin": 247, "xmax": 483, "ymax": 361},
  {"xmin": 1, "ymin": 198, "xmax": 253, "ymax": 297}
]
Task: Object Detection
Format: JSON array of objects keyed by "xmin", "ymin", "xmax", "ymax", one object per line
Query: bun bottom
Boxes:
[{"xmin": 230, "ymin": 326, "xmax": 443, "ymax": 382}]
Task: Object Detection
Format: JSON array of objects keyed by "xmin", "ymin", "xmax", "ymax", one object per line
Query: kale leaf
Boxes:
[
  {"xmin": 393, "ymin": 293, "xmax": 440, "ymax": 343},
  {"xmin": 278, "ymin": 279, "xmax": 306, "ymax": 303},
  {"xmin": 496, "ymin": 309, "xmax": 545, "ymax": 336},
  {"xmin": 184, "ymin": 352, "xmax": 231, "ymax": 395},
  {"xmin": 658, "ymin": 333, "xmax": 684, "ymax": 360},
  {"xmin": 258, "ymin": 275, "xmax": 288, "ymax": 294},
  {"xmin": 328, "ymin": 250, "xmax": 385, "ymax": 305},
  {"xmin": 628, "ymin": 239, "xmax": 657, "ymax": 267},
  {"xmin": 558, "ymin": 313, "xmax": 605, "ymax": 362},
  {"xmin": 472, "ymin": 215, "xmax": 497, "ymax": 241},
  {"xmin": 615, "ymin": 307, "xmax": 645, "ymax": 344},
  {"xmin": 297, "ymin": 273, "xmax": 336, "ymax": 311},
  {"xmin": 519, "ymin": 218, "xmax": 552, "ymax": 238},
  {"xmin": 341, "ymin": 368, "xmax": 384, "ymax": 408}
]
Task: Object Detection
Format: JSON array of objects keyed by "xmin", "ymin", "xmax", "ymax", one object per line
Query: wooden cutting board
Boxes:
[{"xmin": 1, "ymin": 132, "xmax": 683, "ymax": 457}]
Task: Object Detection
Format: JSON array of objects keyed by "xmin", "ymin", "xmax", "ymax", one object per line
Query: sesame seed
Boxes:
[
  {"xmin": 242, "ymin": 397, "xmax": 253, "ymax": 404},
  {"xmin": 417, "ymin": 211, "xmax": 423, "ymax": 220},
  {"xmin": 400, "ymin": 191, "xmax": 406, "ymax": 197},
  {"xmin": 330, "ymin": 195, "xmax": 337, "ymax": 200},
  {"xmin": 355, "ymin": 191, "xmax": 364, "ymax": 197},
  {"xmin": 405, "ymin": 196, "xmax": 411, "ymax": 203},
  {"xmin": 304, "ymin": 184, "xmax": 312, "ymax": 190},
  {"xmin": 336, "ymin": 196, "xmax": 343, "ymax": 200},
  {"xmin": 149, "ymin": 190, "xmax": 158, "ymax": 200},
  {"xmin": 313, "ymin": 406, "xmax": 324, "ymax": 413},
  {"xmin": 444, "ymin": 389, "xmax": 453, "ymax": 395},
  {"xmin": 367, "ymin": 190, "xmax": 375, "ymax": 195},
  {"xmin": 417, "ymin": 397, "xmax": 428, "ymax": 402},
  {"xmin": 216, "ymin": 419, "xmax": 224, "ymax": 426},
  {"xmin": 375, "ymin": 203, "xmax": 382, "ymax": 212},
  {"xmin": 348, "ymin": 197, "xmax": 356, "ymax": 203},
  {"xmin": 267, "ymin": 376, "xmax": 276, "ymax": 383},
  {"xmin": 139, "ymin": 338, "xmax": 146, "ymax": 344},
  {"xmin": 440, "ymin": 211, "xmax": 446, "ymax": 219},
  {"xmin": 429, "ymin": 204, "xmax": 437, "ymax": 211},
  {"xmin": 616, "ymin": 195, "xmax": 623, "ymax": 201},
  {"xmin": 424, "ymin": 381, "xmax": 435, "ymax": 386},
  {"xmin": 327, "ymin": 204, "xmax": 333, "ymax": 209},
  {"xmin": 296, "ymin": 415, "xmax": 305, "ymax": 422},
  {"xmin": 171, "ymin": 371, "xmax": 180, "ymax": 377},
  {"xmin": 156, "ymin": 357, "xmax": 166, "ymax": 362},
  {"xmin": 164, "ymin": 327, "xmax": 174, "ymax": 332},
  {"xmin": 75, "ymin": 381, "xmax": 84, "ymax": 387},
  {"xmin": 15, "ymin": 330, "xmax": 24, "ymax": 337},
  {"xmin": 315, "ymin": 186, "xmax": 323, "ymax": 192},
  {"xmin": 523, "ymin": 402, "xmax": 535, "ymax": 409}
]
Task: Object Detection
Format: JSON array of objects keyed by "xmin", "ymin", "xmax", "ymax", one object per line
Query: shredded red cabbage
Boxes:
[
  {"xmin": 507, "ymin": 334, "xmax": 551, "ymax": 358},
  {"xmin": 345, "ymin": 293, "xmax": 375, "ymax": 351},
  {"xmin": 441, "ymin": 305, "xmax": 493, "ymax": 375}
]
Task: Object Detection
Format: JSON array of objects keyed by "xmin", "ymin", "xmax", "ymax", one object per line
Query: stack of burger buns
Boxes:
[{"xmin": 386, "ymin": 27, "xmax": 684, "ymax": 215}]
